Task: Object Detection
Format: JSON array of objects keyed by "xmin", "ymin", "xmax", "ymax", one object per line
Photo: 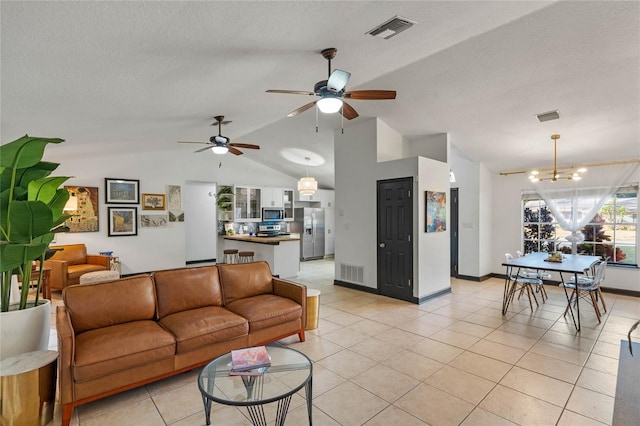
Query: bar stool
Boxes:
[
  {"xmin": 238, "ymin": 251, "xmax": 255, "ymax": 263},
  {"xmin": 223, "ymin": 249, "xmax": 239, "ymax": 264}
]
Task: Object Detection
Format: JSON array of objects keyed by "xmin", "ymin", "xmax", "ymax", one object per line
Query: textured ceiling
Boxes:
[{"xmin": 1, "ymin": 1, "xmax": 638, "ymax": 189}]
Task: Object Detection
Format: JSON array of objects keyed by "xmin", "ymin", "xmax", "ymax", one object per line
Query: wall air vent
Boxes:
[
  {"xmin": 366, "ymin": 15, "xmax": 416, "ymax": 40},
  {"xmin": 535, "ymin": 110, "xmax": 561, "ymax": 122},
  {"xmin": 340, "ymin": 263, "xmax": 364, "ymax": 284}
]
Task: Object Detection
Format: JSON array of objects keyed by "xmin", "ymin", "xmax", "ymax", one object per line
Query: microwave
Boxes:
[{"xmin": 262, "ymin": 208, "xmax": 284, "ymax": 221}]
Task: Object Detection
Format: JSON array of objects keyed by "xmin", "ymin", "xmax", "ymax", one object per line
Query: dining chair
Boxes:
[
  {"xmin": 505, "ymin": 253, "xmax": 542, "ymax": 310},
  {"xmin": 565, "ymin": 259, "xmax": 608, "ymax": 318},
  {"xmin": 515, "ymin": 250, "xmax": 550, "ymax": 301},
  {"xmin": 561, "ymin": 259, "xmax": 607, "ymax": 322}
]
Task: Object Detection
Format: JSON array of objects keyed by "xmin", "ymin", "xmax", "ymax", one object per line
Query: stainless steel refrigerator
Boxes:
[{"xmin": 292, "ymin": 208, "xmax": 325, "ymax": 261}]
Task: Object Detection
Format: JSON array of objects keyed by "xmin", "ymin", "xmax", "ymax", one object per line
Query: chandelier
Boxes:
[
  {"xmin": 528, "ymin": 134, "xmax": 587, "ymax": 182},
  {"xmin": 298, "ymin": 157, "xmax": 318, "ymax": 196}
]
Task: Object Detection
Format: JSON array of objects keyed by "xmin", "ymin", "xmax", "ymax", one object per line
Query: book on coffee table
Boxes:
[{"xmin": 230, "ymin": 346, "xmax": 272, "ymax": 372}]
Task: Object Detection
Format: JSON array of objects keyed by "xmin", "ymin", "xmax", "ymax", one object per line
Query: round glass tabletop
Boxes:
[{"xmin": 198, "ymin": 346, "xmax": 312, "ymax": 407}]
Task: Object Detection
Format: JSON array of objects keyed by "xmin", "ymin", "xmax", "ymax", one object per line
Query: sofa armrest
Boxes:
[
  {"xmin": 56, "ymin": 305, "xmax": 76, "ymax": 406},
  {"xmin": 44, "ymin": 259, "xmax": 68, "ymax": 290},
  {"xmin": 273, "ymin": 278, "xmax": 307, "ymax": 329},
  {"xmin": 87, "ymin": 254, "xmax": 110, "ymax": 269}
]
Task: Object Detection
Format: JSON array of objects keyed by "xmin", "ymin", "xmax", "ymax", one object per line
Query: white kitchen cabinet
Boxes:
[
  {"xmin": 295, "ymin": 189, "xmax": 334, "ymax": 208},
  {"xmin": 283, "ymin": 188, "xmax": 294, "ymax": 221},
  {"xmin": 234, "ymin": 186, "xmax": 261, "ymax": 221},
  {"xmin": 261, "ymin": 187, "xmax": 282, "ymax": 208}
]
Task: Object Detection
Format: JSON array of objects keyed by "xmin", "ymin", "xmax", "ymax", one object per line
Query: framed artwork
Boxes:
[
  {"xmin": 108, "ymin": 207, "xmax": 138, "ymax": 236},
  {"xmin": 140, "ymin": 214, "xmax": 168, "ymax": 228},
  {"xmin": 142, "ymin": 193, "xmax": 166, "ymax": 210},
  {"xmin": 166, "ymin": 185, "xmax": 182, "ymax": 209},
  {"xmin": 425, "ymin": 191, "xmax": 446, "ymax": 233},
  {"xmin": 105, "ymin": 178, "xmax": 140, "ymax": 204},
  {"xmin": 64, "ymin": 186, "xmax": 99, "ymax": 232},
  {"xmin": 169, "ymin": 210, "xmax": 184, "ymax": 222}
]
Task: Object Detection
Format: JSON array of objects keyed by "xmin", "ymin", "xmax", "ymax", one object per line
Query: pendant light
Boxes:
[
  {"xmin": 528, "ymin": 134, "xmax": 587, "ymax": 182},
  {"xmin": 298, "ymin": 157, "xmax": 318, "ymax": 196}
]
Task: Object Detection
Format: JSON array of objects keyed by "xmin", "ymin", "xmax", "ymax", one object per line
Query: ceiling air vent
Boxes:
[
  {"xmin": 535, "ymin": 110, "xmax": 561, "ymax": 122},
  {"xmin": 366, "ymin": 15, "xmax": 416, "ymax": 40}
]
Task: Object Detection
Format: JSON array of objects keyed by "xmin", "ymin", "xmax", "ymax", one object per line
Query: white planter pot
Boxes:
[{"xmin": 0, "ymin": 299, "xmax": 51, "ymax": 360}]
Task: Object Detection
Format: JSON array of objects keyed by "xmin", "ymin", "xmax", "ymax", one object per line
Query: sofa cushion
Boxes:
[
  {"xmin": 224, "ymin": 294, "xmax": 302, "ymax": 332},
  {"xmin": 159, "ymin": 306, "xmax": 248, "ymax": 354},
  {"xmin": 64, "ymin": 275, "xmax": 157, "ymax": 333},
  {"xmin": 73, "ymin": 320, "xmax": 175, "ymax": 382},
  {"xmin": 50, "ymin": 244, "xmax": 87, "ymax": 266},
  {"xmin": 153, "ymin": 266, "xmax": 223, "ymax": 319},
  {"xmin": 218, "ymin": 261, "xmax": 273, "ymax": 304}
]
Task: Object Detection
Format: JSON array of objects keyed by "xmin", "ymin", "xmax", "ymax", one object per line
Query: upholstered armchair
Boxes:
[{"xmin": 44, "ymin": 244, "xmax": 110, "ymax": 290}]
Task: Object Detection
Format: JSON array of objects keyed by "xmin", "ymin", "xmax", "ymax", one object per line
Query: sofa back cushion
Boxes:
[
  {"xmin": 63, "ymin": 275, "xmax": 156, "ymax": 333},
  {"xmin": 218, "ymin": 261, "xmax": 273, "ymax": 304},
  {"xmin": 153, "ymin": 266, "xmax": 223, "ymax": 319},
  {"xmin": 50, "ymin": 244, "xmax": 87, "ymax": 266}
]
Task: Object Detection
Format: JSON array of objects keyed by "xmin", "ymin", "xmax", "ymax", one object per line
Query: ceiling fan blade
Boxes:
[
  {"xmin": 266, "ymin": 89, "xmax": 316, "ymax": 96},
  {"xmin": 341, "ymin": 102, "xmax": 359, "ymax": 120},
  {"xmin": 344, "ymin": 90, "xmax": 397, "ymax": 100},
  {"xmin": 195, "ymin": 146, "xmax": 212, "ymax": 153},
  {"xmin": 287, "ymin": 101, "xmax": 317, "ymax": 118},
  {"xmin": 327, "ymin": 69, "xmax": 351, "ymax": 92},
  {"xmin": 210, "ymin": 120, "xmax": 232, "ymax": 126},
  {"xmin": 229, "ymin": 143, "xmax": 260, "ymax": 150},
  {"xmin": 179, "ymin": 141, "xmax": 210, "ymax": 145},
  {"xmin": 228, "ymin": 147, "xmax": 243, "ymax": 156}
]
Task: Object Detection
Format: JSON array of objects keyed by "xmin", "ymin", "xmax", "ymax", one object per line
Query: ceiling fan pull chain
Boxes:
[
  {"xmin": 316, "ymin": 105, "xmax": 319, "ymax": 133},
  {"xmin": 341, "ymin": 105, "xmax": 344, "ymax": 134}
]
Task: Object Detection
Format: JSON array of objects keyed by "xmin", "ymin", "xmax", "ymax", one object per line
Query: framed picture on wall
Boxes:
[
  {"xmin": 425, "ymin": 191, "xmax": 446, "ymax": 232},
  {"xmin": 108, "ymin": 207, "xmax": 138, "ymax": 236},
  {"xmin": 105, "ymin": 178, "xmax": 140, "ymax": 204},
  {"xmin": 140, "ymin": 214, "xmax": 168, "ymax": 228},
  {"xmin": 64, "ymin": 186, "xmax": 99, "ymax": 232},
  {"xmin": 142, "ymin": 193, "xmax": 165, "ymax": 210}
]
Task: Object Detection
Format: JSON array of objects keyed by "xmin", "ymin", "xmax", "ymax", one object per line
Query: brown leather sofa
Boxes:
[
  {"xmin": 44, "ymin": 244, "xmax": 110, "ymax": 290},
  {"xmin": 56, "ymin": 261, "xmax": 307, "ymax": 426}
]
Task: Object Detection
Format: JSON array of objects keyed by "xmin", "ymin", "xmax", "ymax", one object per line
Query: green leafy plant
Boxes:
[
  {"xmin": 216, "ymin": 185, "xmax": 234, "ymax": 212},
  {"xmin": 0, "ymin": 135, "xmax": 71, "ymax": 311}
]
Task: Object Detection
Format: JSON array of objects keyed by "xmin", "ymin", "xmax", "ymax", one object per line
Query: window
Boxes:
[{"xmin": 522, "ymin": 186, "xmax": 638, "ymax": 266}]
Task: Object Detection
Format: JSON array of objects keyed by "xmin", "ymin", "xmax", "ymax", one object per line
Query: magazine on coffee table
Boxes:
[{"xmin": 230, "ymin": 346, "xmax": 272, "ymax": 372}]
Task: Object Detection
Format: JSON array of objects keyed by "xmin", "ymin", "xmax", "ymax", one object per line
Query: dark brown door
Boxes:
[
  {"xmin": 450, "ymin": 188, "xmax": 459, "ymax": 277},
  {"xmin": 377, "ymin": 178, "xmax": 413, "ymax": 302}
]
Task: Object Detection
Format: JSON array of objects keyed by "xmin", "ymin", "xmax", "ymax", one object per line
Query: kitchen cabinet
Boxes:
[
  {"xmin": 295, "ymin": 189, "xmax": 334, "ymax": 208},
  {"xmin": 234, "ymin": 186, "xmax": 261, "ymax": 222},
  {"xmin": 261, "ymin": 187, "xmax": 295, "ymax": 221}
]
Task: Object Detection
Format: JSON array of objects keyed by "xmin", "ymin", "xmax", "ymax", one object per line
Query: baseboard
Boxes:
[
  {"xmin": 334, "ymin": 280, "xmax": 379, "ymax": 295},
  {"xmin": 600, "ymin": 287, "xmax": 640, "ymax": 298},
  {"xmin": 455, "ymin": 274, "xmax": 493, "ymax": 282},
  {"xmin": 186, "ymin": 259, "xmax": 217, "ymax": 265},
  {"xmin": 418, "ymin": 287, "xmax": 452, "ymax": 304}
]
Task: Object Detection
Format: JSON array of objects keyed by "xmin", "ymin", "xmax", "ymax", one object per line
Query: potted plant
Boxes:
[
  {"xmin": 216, "ymin": 185, "xmax": 234, "ymax": 221},
  {"xmin": 0, "ymin": 134, "xmax": 71, "ymax": 359}
]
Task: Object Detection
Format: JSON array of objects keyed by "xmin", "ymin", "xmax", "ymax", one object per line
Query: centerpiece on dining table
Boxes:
[{"xmin": 545, "ymin": 252, "xmax": 564, "ymax": 262}]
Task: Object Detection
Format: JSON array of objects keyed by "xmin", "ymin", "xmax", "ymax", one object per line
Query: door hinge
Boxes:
[
  {"xmin": 408, "ymin": 234, "xmax": 411, "ymax": 242},
  {"xmin": 408, "ymin": 190, "xmax": 411, "ymax": 198},
  {"xmin": 408, "ymin": 279, "xmax": 412, "ymax": 287}
]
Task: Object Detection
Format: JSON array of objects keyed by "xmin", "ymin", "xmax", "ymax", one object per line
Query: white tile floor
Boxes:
[{"xmin": 47, "ymin": 259, "xmax": 639, "ymax": 425}]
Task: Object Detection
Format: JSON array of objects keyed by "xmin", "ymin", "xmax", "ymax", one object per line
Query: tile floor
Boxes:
[{"xmin": 46, "ymin": 259, "xmax": 639, "ymax": 425}]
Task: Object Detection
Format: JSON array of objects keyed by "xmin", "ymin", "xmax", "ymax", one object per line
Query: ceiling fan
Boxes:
[
  {"xmin": 266, "ymin": 48, "xmax": 396, "ymax": 120},
  {"xmin": 178, "ymin": 116, "xmax": 260, "ymax": 155}
]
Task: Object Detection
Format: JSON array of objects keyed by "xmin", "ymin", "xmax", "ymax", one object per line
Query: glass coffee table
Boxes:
[{"xmin": 198, "ymin": 346, "xmax": 313, "ymax": 425}]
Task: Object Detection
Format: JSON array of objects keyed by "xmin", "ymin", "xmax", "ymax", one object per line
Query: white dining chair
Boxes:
[
  {"xmin": 564, "ymin": 259, "xmax": 608, "ymax": 320},
  {"xmin": 505, "ymin": 253, "xmax": 543, "ymax": 310}
]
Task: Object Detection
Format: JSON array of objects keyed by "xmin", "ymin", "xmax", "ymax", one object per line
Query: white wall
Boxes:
[
  {"xmin": 491, "ymin": 165, "xmax": 640, "ymax": 292},
  {"xmin": 335, "ymin": 118, "xmax": 450, "ymax": 299},
  {"xmin": 184, "ymin": 181, "xmax": 218, "ymax": 262},
  {"xmin": 48, "ymin": 147, "xmax": 297, "ymax": 274}
]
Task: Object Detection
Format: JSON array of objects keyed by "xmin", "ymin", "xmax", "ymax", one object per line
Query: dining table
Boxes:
[{"xmin": 501, "ymin": 252, "xmax": 601, "ymax": 331}]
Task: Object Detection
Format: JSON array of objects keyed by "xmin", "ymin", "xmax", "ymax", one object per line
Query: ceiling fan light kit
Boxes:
[
  {"xmin": 528, "ymin": 134, "xmax": 586, "ymax": 182},
  {"xmin": 266, "ymin": 47, "xmax": 396, "ymax": 124},
  {"xmin": 178, "ymin": 115, "xmax": 260, "ymax": 155}
]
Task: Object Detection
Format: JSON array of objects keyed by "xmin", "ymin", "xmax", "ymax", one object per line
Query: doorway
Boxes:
[
  {"xmin": 376, "ymin": 177, "xmax": 414, "ymax": 302},
  {"xmin": 450, "ymin": 188, "xmax": 459, "ymax": 277}
]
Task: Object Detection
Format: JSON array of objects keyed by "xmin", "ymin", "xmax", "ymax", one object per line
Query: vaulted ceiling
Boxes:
[{"xmin": 2, "ymin": 1, "xmax": 638, "ymax": 189}]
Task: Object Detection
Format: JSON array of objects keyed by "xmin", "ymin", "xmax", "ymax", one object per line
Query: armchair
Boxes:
[{"xmin": 44, "ymin": 244, "xmax": 110, "ymax": 290}]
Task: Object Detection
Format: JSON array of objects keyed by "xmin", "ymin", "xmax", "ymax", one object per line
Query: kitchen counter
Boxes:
[
  {"xmin": 222, "ymin": 233, "xmax": 300, "ymax": 278},
  {"xmin": 223, "ymin": 234, "xmax": 300, "ymax": 245}
]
